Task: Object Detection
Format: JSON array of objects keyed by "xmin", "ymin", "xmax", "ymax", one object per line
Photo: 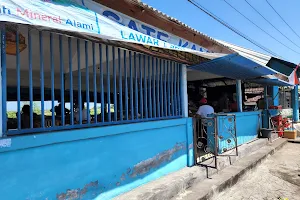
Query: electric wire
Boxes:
[
  {"xmin": 265, "ymin": 0, "xmax": 300, "ymax": 42},
  {"xmin": 222, "ymin": 0, "xmax": 300, "ymax": 55},
  {"xmin": 244, "ymin": 0, "xmax": 300, "ymax": 50},
  {"xmin": 187, "ymin": 0, "xmax": 280, "ymax": 58}
]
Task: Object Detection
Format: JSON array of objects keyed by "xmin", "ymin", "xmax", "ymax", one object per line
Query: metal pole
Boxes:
[
  {"xmin": 264, "ymin": 86, "xmax": 268, "ymax": 109},
  {"xmin": 1, "ymin": 25, "xmax": 6, "ymax": 137},
  {"xmin": 262, "ymin": 86, "xmax": 269, "ymax": 128},
  {"xmin": 292, "ymin": 85, "xmax": 299, "ymax": 122},
  {"xmin": 283, "ymin": 87, "xmax": 286, "ymax": 108},
  {"xmin": 236, "ymin": 80, "xmax": 243, "ymax": 112},
  {"xmin": 272, "ymin": 86, "xmax": 279, "ymax": 106}
]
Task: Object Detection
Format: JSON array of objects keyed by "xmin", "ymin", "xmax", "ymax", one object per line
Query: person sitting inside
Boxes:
[
  {"xmin": 195, "ymin": 98, "xmax": 215, "ymax": 118},
  {"xmin": 20, "ymin": 105, "xmax": 37, "ymax": 129},
  {"xmin": 75, "ymin": 101, "xmax": 89, "ymax": 123},
  {"xmin": 51, "ymin": 103, "xmax": 70, "ymax": 117}
]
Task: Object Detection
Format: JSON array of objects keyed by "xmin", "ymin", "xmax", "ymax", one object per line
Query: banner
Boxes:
[
  {"xmin": 0, "ymin": 0, "xmax": 222, "ymax": 59},
  {"xmin": 80, "ymin": 0, "xmax": 210, "ymax": 53}
]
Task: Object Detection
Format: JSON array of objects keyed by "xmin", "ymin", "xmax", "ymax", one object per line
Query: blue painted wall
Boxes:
[
  {"xmin": 233, "ymin": 111, "xmax": 261, "ymax": 145},
  {"xmin": 208, "ymin": 111, "xmax": 261, "ymax": 154},
  {"xmin": 0, "ymin": 118, "xmax": 193, "ymax": 200}
]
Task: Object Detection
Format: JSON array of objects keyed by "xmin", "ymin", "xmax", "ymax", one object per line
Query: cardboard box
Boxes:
[{"xmin": 283, "ymin": 130, "xmax": 297, "ymax": 139}]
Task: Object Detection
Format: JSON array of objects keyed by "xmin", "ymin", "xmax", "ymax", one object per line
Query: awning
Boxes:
[
  {"xmin": 188, "ymin": 54, "xmax": 278, "ymax": 79},
  {"xmin": 0, "ymin": 0, "xmax": 225, "ymax": 64},
  {"xmin": 247, "ymin": 75, "xmax": 294, "ymax": 87},
  {"xmin": 267, "ymin": 57, "xmax": 298, "ymax": 77}
]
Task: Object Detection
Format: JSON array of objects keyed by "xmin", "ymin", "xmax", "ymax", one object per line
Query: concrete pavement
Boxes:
[
  {"xmin": 212, "ymin": 142, "xmax": 300, "ymax": 200},
  {"xmin": 173, "ymin": 138, "xmax": 292, "ymax": 200},
  {"xmin": 115, "ymin": 138, "xmax": 286, "ymax": 200}
]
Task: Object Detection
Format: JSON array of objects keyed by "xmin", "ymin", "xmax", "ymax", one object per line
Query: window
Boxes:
[{"xmin": 1, "ymin": 24, "xmax": 183, "ymax": 136}]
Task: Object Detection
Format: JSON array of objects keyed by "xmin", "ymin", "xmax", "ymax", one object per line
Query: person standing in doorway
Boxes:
[
  {"xmin": 195, "ymin": 98, "xmax": 214, "ymax": 118},
  {"xmin": 229, "ymin": 93, "xmax": 238, "ymax": 112},
  {"xmin": 195, "ymin": 98, "xmax": 214, "ymax": 153},
  {"xmin": 218, "ymin": 92, "xmax": 229, "ymax": 112}
]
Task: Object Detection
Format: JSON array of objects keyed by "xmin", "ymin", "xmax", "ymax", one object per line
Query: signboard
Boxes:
[
  {"xmin": 0, "ymin": 0, "xmax": 215, "ymax": 58},
  {"xmin": 81, "ymin": 0, "xmax": 210, "ymax": 53}
]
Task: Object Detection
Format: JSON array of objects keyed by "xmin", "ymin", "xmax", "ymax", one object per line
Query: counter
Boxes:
[{"xmin": 207, "ymin": 111, "xmax": 262, "ymax": 154}]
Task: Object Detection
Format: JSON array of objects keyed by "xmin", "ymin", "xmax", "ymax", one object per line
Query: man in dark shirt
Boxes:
[{"xmin": 218, "ymin": 93, "xmax": 229, "ymax": 112}]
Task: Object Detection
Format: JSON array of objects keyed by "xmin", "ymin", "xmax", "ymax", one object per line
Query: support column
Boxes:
[
  {"xmin": 236, "ymin": 80, "xmax": 243, "ymax": 112},
  {"xmin": 181, "ymin": 64, "xmax": 193, "ymax": 167},
  {"xmin": 272, "ymin": 86, "xmax": 279, "ymax": 106},
  {"xmin": 0, "ymin": 26, "xmax": 4, "ymax": 137},
  {"xmin": 181, "ymin": 64, "xmax": 188, "ymax": 118},
  {"xmin": 292, "ymin": 85, "xmax": 299, "ymax": 122},
  {"xmin": 264, "ymin": 86, "xmax": 268, "ymax": 109},
  {"xmin": 262, "ymin": 86, "xmax": 269, "ymax": 128}
]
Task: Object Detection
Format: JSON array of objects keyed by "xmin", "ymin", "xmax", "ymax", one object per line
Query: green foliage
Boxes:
[{"xmin": 7, "ymin": 105, "xmax": 114, "ymax": 118}]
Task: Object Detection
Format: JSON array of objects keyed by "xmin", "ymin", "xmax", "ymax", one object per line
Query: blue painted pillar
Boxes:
[
  {"xmin": 272, "ymin": 86, "xmax": 279, "ymax": 106},
  {"xmin": 236, "ymin": 80, "xmax": 243, "ymax": 112},
  {"xmin": 292, "ymin": 85, "xmax": 299, "ymax": 122},
  {"xmin": 181, "ymin": 64, "xmax": 193, "ymax": 167},
  {"xmin": 262, "ymin": 86, "xmax": 269, "ymax": 128},
  {"xmin": 186, "ymin": 118, "xmax": 194, "ymax": 167},
  {"xmin": 264, "ymin": 86, "xmax": 268, "ymax": 109},
  {"xmin": 181, "ymin": 64, "xmax": 188, "ymax": 118},
  {"xmin": 0, "ymin": 26, "xmax": 4, "ymax": 138}
]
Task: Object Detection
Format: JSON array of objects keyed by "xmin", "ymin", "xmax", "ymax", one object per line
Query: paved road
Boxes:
[{"xmin": 212, "ymin": 142, "xmax": 300, "ymax": 200}]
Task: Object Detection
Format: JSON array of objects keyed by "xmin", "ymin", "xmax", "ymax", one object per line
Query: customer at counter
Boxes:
[
  {"xmin": 218, "ymin": 92, "xmax": 229, "ymax": 112},
  {"xmin": 195, "ymin": 98, "xmax": 214, "ymax": 118}
]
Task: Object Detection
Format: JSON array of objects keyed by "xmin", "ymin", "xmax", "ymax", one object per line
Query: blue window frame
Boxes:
[{"xmin": 1, "ymin": 24, "xmax": 183, "ymax": 136}]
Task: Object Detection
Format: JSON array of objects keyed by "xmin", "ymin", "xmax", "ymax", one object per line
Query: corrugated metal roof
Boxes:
[
  {"xmin": 131, "ymin": 0, "xmax": 232, "ymax": 52},
  {"xmin": 216, "ymin": 40, "xmax": 272, "ymax": 66}
]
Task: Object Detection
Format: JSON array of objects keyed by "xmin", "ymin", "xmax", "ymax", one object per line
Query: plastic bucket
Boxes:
[{"xmin": 259, "ymin": 128, "xmax": 272, "ymax": 139}]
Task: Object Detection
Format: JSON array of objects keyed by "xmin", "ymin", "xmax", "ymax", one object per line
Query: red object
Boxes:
[
  {"xmin": 271, "ymin": 115, "xmax": 286, "ymax": 137},
  {"xmin": 269, "ymin": 105, "xmax": 282, "ymax": 110},
  {"xmin": 229, "ymin": 102, "xmax": 237, "ymax": 112},
  {"xmin": 282, "ymin": 118, "xmax": 291, "ymax": 128},
  {"xmin": 272, "ymin": 115, "xmax": 282, "ymax": 121},
  {"xmin": 278, "ymin": 130, "xmax": 284, "ymax": 137},
  {"xmin": 200, "ymin": 98, "xmax": 207, "ymax": 104},
  {"xmin": 288, "ymin": 65, "xmax": 299, "ymax": 85}
]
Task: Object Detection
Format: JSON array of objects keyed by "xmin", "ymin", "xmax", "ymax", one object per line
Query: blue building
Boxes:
[{"xmin": 0, "ymin": 0, "xmax": 298, "ymax": 199}]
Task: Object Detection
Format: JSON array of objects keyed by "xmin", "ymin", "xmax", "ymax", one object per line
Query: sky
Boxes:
[{"xmin": 142, "ymin": 0, "xmax": 300, "ymax": 64}]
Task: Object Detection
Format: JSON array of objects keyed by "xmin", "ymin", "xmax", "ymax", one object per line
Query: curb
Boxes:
[
  {"xmin": 287, "ymin": 139, "xmax": 300, "ymax": 143},
  {"xmin": 179, "ymin": 138, "xmax": 288, "ymax": 200}
]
